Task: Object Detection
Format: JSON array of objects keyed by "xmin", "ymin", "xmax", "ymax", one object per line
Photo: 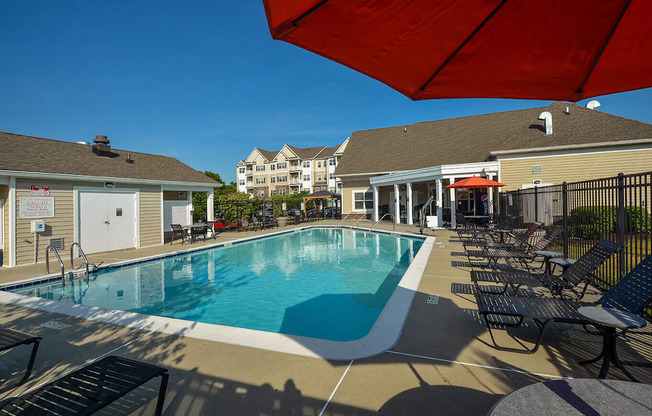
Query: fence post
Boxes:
[
  {"xmin": 617, "ymin": 173, "xmax": 626, "ymax": 278},
  {"xmin": 534, "ymin": 186, "xmax": 539, "ymax": 223},
  {"xmin": 562, "ymin": 182, "xmax": 568, "ymax": 258}
]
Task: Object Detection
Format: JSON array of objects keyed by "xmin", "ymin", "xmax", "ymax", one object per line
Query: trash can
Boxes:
[{"xmin": 294, "ymin": 214, "xmax": 301, "ymax": 225}]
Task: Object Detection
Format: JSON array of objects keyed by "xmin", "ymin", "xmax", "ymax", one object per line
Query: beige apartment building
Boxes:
[
  {"xmin": 334, "ymin": 101, "xmax": 652, "ymax": 228},
  {"xmin": 236, "ymin": 141, "xmax": 349, "ymax": 197}
]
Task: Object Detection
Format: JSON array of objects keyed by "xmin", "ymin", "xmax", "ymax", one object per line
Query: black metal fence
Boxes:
[{"xmin": 500, "ymin": 171, "xmax": 651, "ymax": 290}]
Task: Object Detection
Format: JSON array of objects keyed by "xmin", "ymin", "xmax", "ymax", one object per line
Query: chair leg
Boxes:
[
  {"xmin": 19, "ymin": 339, "xmax": 40, "ymax": 385},
  {"xmin": 154, "ymin": 372, "xmax": 169, "ymax": 416},
  {"xmin": 483, "ymin": 314, "xmax": 550, "ymax": 354}
]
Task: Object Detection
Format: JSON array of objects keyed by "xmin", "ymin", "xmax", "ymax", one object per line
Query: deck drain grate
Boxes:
[
  {"xmin": 41, "ymin": 321, "xmax": 71, "ymax": 330},
  {"xmin": 426, "ymin": 295, "xmax": 439, "ymax": 304}
]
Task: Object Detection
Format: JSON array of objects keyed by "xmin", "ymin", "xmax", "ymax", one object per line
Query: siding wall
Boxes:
[
  {"xmin": 499, "ymin": 148, "xmax": 652, "ymax": 190},
  {"xmin": 0, "ymin": 185, "xmax": 7, "ymax": 255},
  {"xmin": 342, "ymin": 179, "xmax": 373, "ymax": 214},
  {"xmin": 13, "ymin": 179, "xmax": 163, "ymax": 266}
]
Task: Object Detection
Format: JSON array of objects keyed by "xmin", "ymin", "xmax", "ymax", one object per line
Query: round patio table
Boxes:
[
  {"xmin": 488, "ymin": 379, "xmax": 652, "ymax": 416},
  {"xmin": 533, "ymin": 250, "xmax": 564, "ymax": 274},
  {"xmin": 578, "ymin": 306, "xmax": 647, "ymax": 381}
]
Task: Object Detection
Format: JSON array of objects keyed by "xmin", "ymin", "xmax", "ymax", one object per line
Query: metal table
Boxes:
[
  {"xmin": 578, "ymin": 306, "xmax": 647, "ymax": 381},
  {"xmin": 184, "ymin": 223, "xmax": 208, "ymax": 243},
  {"xmin": 488, "ymin": 379, "xmax": 652, "ymax": 416},
  {"xmin": 533, "ymin": 250, "xmax": 564, "ymax": 274}
]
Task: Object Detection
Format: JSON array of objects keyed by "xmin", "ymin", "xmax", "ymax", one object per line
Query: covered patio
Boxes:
[{"xmin": 369, "ymin": 161, "xmax": 499, "ymax": 228}]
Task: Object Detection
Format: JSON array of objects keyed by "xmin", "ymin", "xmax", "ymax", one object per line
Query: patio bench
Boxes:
[
  {"xmin": 0, "ymin": 326, "xmax": 41, "ymax": 385},
  {"xmin": 0, "ymin": 355, "xmax": 169, "ymax": 416}
]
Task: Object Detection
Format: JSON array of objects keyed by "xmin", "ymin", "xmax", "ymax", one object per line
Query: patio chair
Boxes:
[
  {"xmin": 470, "ymin": 239, "xmax": 621, "ymax": 297},
  {"xmin": 469, "ymin": 222, "xmax": 543, "ymax": 251},
  {"xmin": 0, "ymin": 327, "xmax": 41, "ymax": 385},
  {"xmin": 0, "ymin": 355, "xmax": 169, "ymax": 416},
  {"xmin": 475, "ymin": 253, "xmax": 652, "ymax": 354},
  {"xmin": 169, "ymin": 224, "xmax": 188, "ymax": 245}
]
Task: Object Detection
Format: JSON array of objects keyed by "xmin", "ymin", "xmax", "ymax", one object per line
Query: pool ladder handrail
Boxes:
[
  {"xmin": 45, "ymin": 244, "xmax": 66, "ymax": 285},
  {"xmin": 419, "ymin": 195, "xmax": 435, "ymax": 234},
  {"xmin": 70, "ymin": 242, "xmax": 90, "ymax": 279},
  {"xmin": 352, "ymin": 215, "xmax": 367, "ymax": 228},
  {"xmin": 337, "ymin": 212, "xmax": 354, "ymax": 226},
  {"xmin": 365, "ymin": 213, "xmax": 394, "ymax": 236}
]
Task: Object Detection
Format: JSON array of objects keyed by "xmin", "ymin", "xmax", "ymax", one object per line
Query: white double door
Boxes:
[{"xmin": 79, "ymin": 190, "xmax": 137, "ymax": 254}]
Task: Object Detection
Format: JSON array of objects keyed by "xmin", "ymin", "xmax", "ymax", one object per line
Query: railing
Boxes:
[
  {"xmin": 70, "ymin": 242, "xmax": 90, "ymax": 279},
  {"xmin": 337, "ymin": 212, "xmax": 354, "ymax": 226},
  {"xmin": 46, "ymin": 244, "xmax": 66, "ymax": 285},
  {"xmin": 499, "ymin": 171, "xmax": 651, "ymax": 291},
  {"xmin": 367, "ymin": 213, "xmax": 395, "ymax": 235},
  {"xmin": 419, "ymin": 195, "xmax": 435, "ymax": 234}
]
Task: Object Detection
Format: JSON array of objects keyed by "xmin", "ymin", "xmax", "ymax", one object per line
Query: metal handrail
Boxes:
[
  {"xmin": 353, "ymin": 215, "xmax": 368, "ymax": 227},
  {"xmin": 367, "ymin": 213, "xmax": 395, "ymax": 236},
  {"xmin": 70, "ymin": 242, "xmax": 90, "ymax": 279},
  {"xmin": 46, "ymin": 244, "xmax": 66, "ymax": 285},
  {"xmin": 419, "ymin": 195, "xmax": 435, "ymax": 234},
  {"xmin": 337, "ymin": 212, "xmax": 354, "ymax": 226}
]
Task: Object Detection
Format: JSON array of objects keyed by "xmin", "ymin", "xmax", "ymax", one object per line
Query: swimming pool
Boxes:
[{"xmin": 0, "ymin": 226, "xmax": 435, "ymax": 359}]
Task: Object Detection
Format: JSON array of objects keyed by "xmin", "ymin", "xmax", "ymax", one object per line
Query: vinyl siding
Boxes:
[
  {"xmin": 499, "ymin": 149, "xmax": 652, "ymax": 191},
  {"xmin": 342, "ymin": 179, "xmax": 373, "ymax": 214},
  {"xmin": 140, "ymin": 185, "xmax": 162, "ymax": 247},
  {"xmin": 0, "ymin": 186, "xmax": 7, "ymax": 255}
]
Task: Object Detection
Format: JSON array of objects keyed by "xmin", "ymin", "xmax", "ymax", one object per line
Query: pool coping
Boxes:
[{"xmin": 0, "ymin": 226, "xmax": 435, "ymax": 361}]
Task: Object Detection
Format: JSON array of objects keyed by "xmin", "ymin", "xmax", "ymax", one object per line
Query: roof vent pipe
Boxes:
[
  {"xmin": 586, "ymin": 100, "xmax": 601, "ymax": 110},
  {"xmin": 538, "ymin": 111, "xmax": 553, "ymax": 135},
  {"xmin": 91, "ymin": 135, "xmax": 111, "ymax": 156}
]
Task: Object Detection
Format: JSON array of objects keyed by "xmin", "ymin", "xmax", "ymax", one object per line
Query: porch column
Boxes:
[
  {"xmin": 394, "ymin": 184, "xmax": 400, "ymax": 224},
  {"xmin": 436, "ymin": 178, "xmax": 443, "ymax": 228},
  {"xmin": 449, "ymin": 177, "xmax": 457, "ymax": 228},
  {"xmin": 406, "ymin": 182, "xmax": 413, "ymax": 225},
  {"xmin": 373, "ymin": 186, "xmax": 379, "ymax": 222},
  {"xmin": 207, "ymin": 189, "xmax": 215, "ymax": 221},
  {"xmin": 487, "ymin": 175, "xmax": 494, "ymax": 216}
]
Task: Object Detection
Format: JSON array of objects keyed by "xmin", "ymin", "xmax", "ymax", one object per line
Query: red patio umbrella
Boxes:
[
  {"xmin": 263, "ymin": 0, "xmax": 652, "ymax": 101},
  {"xmin": 446, "ymin": 177, "xmax": 505, "ymax": 189}
]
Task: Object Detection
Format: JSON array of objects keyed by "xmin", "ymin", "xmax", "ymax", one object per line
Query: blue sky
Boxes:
[{"xmin": 2, "ymin": 1, "xmax": 651, "ymax": 184}]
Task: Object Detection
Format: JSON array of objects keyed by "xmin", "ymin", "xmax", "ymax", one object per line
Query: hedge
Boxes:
[{"xmin": 569, "ymin": 205, "xmax": 650, "ymax": 239}]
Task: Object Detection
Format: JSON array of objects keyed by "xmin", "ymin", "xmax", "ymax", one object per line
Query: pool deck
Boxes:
[{"xmin": 0, "ymin": 220, "xmax": 650, "ymax": 415}]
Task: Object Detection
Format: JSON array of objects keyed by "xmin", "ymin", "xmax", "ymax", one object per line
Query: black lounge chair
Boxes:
[
  {"xmin": 0, "ymin": 327, "xmax": 40, "ymax": 385},
  {"xmin": 471, "ymin": 239, "xmax": 621, "ymax": 297},
  {"xmin": 469, "ymin": 222, "xmax": 543, "ymax": 251},
  {"xmin": 0, "ymin": 356, "xmax": 169, "ymax": 416},
  {"xmin": 475, "ymin": 253, "xmax": 652, "ymax": 354}
]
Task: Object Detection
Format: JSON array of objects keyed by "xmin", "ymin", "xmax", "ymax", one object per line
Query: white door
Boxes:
[{"xmin": 79, "ymin": 191, "xmax": 137, "ymax": 254}]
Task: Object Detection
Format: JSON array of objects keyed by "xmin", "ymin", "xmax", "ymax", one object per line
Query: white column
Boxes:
[
  {"xmin": 373, "ymin": 186, "xmax": 379, "ymax": 222},
  {"xmin": 394, "ymin": 184, "xmax": 400, "ymax": 224},
  {"xmin": 8, "ymin": 177, "xmax": 16, "ymax": 267},
  {"xmin": 487, "ymin": 175, "xmax": 494, "ymax": 216},
  {"xmin": 187, "ymin": 191, "xmax": 193, "ymax": 225},
  {"xmin": 449, "ymin": 178, "xmax": 457, "ymax": 228},
  {"xmin": 436, "ymin": 178, "xmax": 443, "ymax": 228},
  {"xmin": 207, "ymin": 189, "xmax": 215, "ymax": 221},
  {"xmin": 406, "ymin": 182, "xmax": 413, "ymax": 225}
]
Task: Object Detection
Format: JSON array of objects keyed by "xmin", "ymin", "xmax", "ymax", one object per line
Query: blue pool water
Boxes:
[{"xmin": 8, "ymin": 228, "xmax": 424, "ymax": 341}]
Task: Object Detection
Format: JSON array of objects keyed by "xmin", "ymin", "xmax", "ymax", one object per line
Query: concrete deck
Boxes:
[{"xmin": 0, "ymin": 220, "xmax": 650, "ymax": 415}]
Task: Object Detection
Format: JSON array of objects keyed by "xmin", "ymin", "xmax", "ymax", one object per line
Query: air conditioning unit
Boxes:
[{"xmin": 533, "ymin": 179, "xmax": 543, "ymax": 185}]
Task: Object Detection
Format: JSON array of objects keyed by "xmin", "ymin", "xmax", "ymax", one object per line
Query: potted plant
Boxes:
[{"xmin": 276, "ymin": 210, "xmax": 288, "ymax": 227}]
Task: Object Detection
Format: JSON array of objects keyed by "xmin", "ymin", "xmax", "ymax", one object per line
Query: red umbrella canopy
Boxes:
[
  {"xmin": 263, "ymin": 0, "xmax": 652, "ymax": 101},
  {"xmin": 446, "ymin": 177, "xmax": 505, "ymax": 189}
]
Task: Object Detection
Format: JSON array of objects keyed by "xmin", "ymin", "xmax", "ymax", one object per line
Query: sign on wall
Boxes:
[
  {"xmin": 30, "ymin": 185, "xmax": 50, "ymax": 196},
  {"xmin": 20, "ymin": 196, "xmax": 55, "ymax": 218}
]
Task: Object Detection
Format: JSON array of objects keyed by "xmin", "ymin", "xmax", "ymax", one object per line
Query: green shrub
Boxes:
[
  {"xmin": 625, "ymin": 206, "xmax": 651, "ymax": 234},
  {"xmin": 569, "ymin": 206, "xmax": 616, "ymax": 240}
]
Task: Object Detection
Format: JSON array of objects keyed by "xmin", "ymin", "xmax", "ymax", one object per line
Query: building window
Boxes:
[
  {"xmin": 318, "ymin": 174, "xmax": 322, "ymax": 181},
  {"xmin": 277, "ymin": 175, "xmax": 287, "ymax": 183},
  {"xmin": 304, "ymin": 174, "xmax": 310, "ymax": 182},
  {"xmin": 248, "ymin": 189, "xmax": 254, "ymax": 195},
  {"xmin": 353, "ymin": 190, "xmax": 374, "ymax": 211},
  {"xmin": 329, "ymin": 158, "xmax": 336, "ymax": 166},
  {"xmin": 238, "ymin": 167, "xmax": 245, "ymax": 173},
  {"xmin": 258, "ymin": 190, "xmax": 265, "ymax": 197},
  {"xmin": 329, "ymin": 173, "xmax": 334, "ymax": 180},
  {"xmin": 279, "ymin": 188, "xmax": 286, "ymax": 195},
  {"xmin": 317, "ymin": 161, "xmax": 322, "ymax": 168},
  {"xmin": 256, "ymin": 177, "xmax": 265, "ymax": 184},
  {"xmin": 271, "ymin": 164, "xmax": 276, "ymax": 171},
  {"xmin": 239, "ymin": 180, "xmax": 245, "ymax": 185},
  {"xmin": 271, "ymin": 177, "xmax": 276, "ymax": 183},
  {"xmin": 271, "ymin": 190, "xmax": 276, "ymax": 196},
  {"xmin": 302, "ymin": 161, "xmax": 310, "ymax": 168},
  {"xmin": 256, "ymin": 165, "xmax": 266, "ymax": 172},
  {"xmin": 330, "ymin": 186, "xmax": 336, "ymax": 192},
  {"xmin": 277, "ymin": 162, "xmax": 287, "ymax": 169}
]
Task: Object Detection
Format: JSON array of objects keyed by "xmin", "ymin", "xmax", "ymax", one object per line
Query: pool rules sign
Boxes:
[{"xmin": 20, "ymin": 196, "xmax": 55, "ymax": 218}]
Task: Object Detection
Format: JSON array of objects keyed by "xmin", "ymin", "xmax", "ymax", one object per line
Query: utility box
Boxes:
[{"xmin": 30, "ymin": 220, "xmax": 45, "ymax": 233}]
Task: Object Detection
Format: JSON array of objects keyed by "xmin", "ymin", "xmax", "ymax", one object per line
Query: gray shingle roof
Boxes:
[
  {"xmin": 287, "ymin": 145, "xmax": 327, "ymax": 159},
  {"xmin": 0, "ymin": 132, "xmax": 219, "ymax": 185},
  {"xmin": 335, "ymin": 102, "xmax": 652, "ymax": 176},
  {"xmin": 257, "ymin": 148, "xmax": 279, "ymax": 161}
]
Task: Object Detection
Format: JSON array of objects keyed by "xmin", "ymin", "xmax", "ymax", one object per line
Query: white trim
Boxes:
[
  {"xmin": 74, "ymin": 187, "xmax": 141, "ymax": 252},
  {"xmin": 160, "ymin": 186, "xmax": 165, "ymax": 245},
  {"xmin": 351, "ymin": 189, "xmax": 373, "ymax": 213},
  {"xmin": 0, "ymin": 170, "xmax": 218, "ymax": 189},
  {"xmin": 370, "ymin": 161, "xmax": 499, "ymax": 186},
  {"xmin": 493, "ymin": 145, "xmax": 652, "ymax": 162},
  {"xmin": 0, "ymin": 177, "xmax": 9, "ymax": 186},
  {"xmin": 8, "ymin": 177, "xmax": 16, "ymax": 267},
  {"xmin": 487, "ymin": 138, "xmax": 652, "ymax": 158},
  {"xmin": 337, "ymin": 171, "xmax": 394, "ymax": 178},
  {"xmin": 0, "ymin": 198, "xmax": 4, "ymax": 251}
]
